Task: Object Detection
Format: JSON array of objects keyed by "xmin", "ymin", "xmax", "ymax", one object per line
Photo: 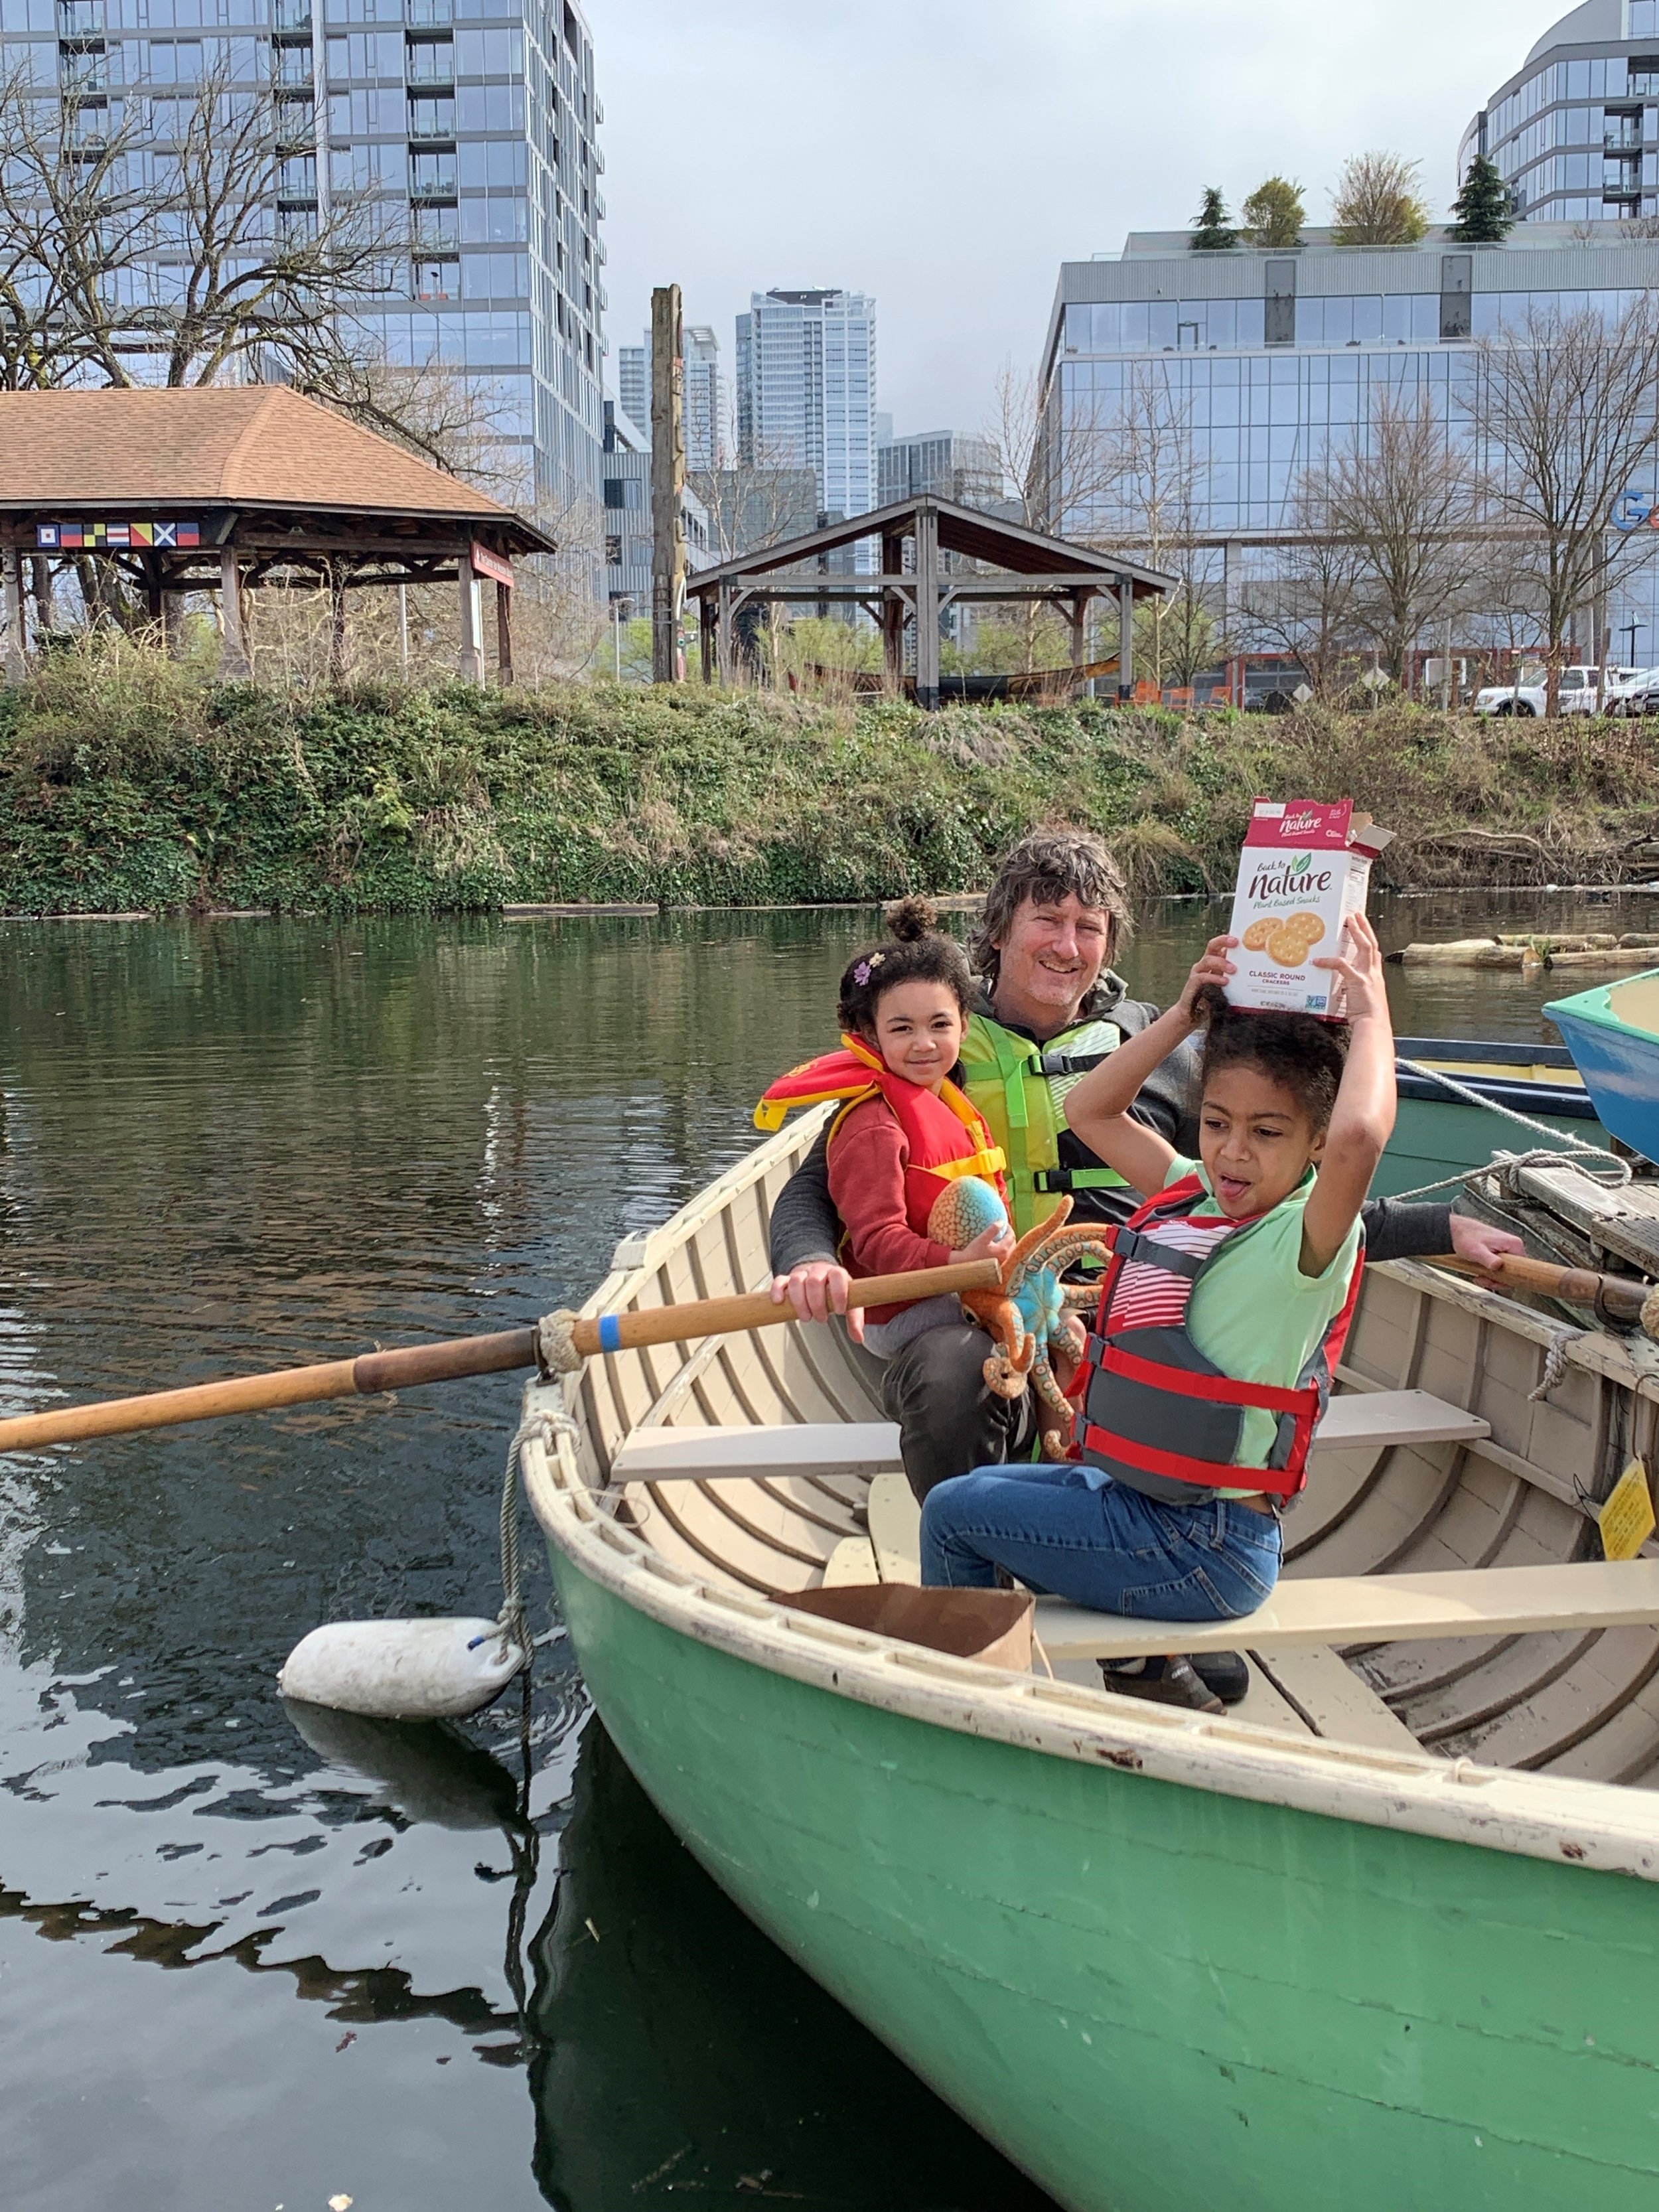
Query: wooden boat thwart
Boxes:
[{"xmin": 522, "ymin": 1108, "xmax": 1659, "ymax": 2212}]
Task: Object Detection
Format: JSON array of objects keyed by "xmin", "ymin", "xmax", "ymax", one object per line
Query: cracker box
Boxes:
[{"xmin": 1225, "ymin": 798, "xmax": 1392, "ymax": 1019}]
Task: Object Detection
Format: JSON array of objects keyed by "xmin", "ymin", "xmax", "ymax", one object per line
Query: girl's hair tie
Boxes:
[{"xmin": 853, "ymin": 952, "xmax": 886, "ymax": 987}]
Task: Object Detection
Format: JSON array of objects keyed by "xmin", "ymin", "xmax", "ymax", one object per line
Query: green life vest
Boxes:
[{"xmin": 957, "ymin": 1011, "xmax": 1129, "ymax": 1237}]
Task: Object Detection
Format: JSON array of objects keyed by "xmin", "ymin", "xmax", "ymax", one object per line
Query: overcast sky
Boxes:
[{"xmin": 583, "ymin": 0, "xmax": 1579, "ymax": 443}]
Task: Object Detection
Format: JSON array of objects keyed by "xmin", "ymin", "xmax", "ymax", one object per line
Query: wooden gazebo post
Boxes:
[
  {"xmin": 881, "ymin": 526, "xmax": 905, "ymax": 691},
  {"xmin": 457, "ymin": 548, "xmax": 484, "ymax": 684},
  {"xmin": 219, "ymin": 548, "xmax": 249, "ymax": 678},
  {"xmin": 913, "ymin": 499, "xmax": 940, "ymax": 709}
]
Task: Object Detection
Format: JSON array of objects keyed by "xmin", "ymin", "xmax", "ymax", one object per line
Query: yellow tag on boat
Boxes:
[{"xmin": 1600, "ymin": 1459, "xmax": 1656, "ymax": 1562}]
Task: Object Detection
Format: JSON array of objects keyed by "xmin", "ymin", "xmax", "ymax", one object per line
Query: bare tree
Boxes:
[
  {"xmin": 0, "ymin": 64, "xmax": 399, "ymax": 394},
  {"xmin": 989, "ymin": 358, "xmax": 1172, "ymax": 675},
  {"xmin": 1094, "ymin": 362, "xmax": 1214, "ymax": 686},
  {"xmin": 1315, "ymin": 388, "xmax": 1475, "ymax": 688},
  {"xmin": 1469, "ymin": 299, "xmax": 1659, "ymax": 713},
  {"xmin": 1238, "ymin": 475, "xmax": 1366, "ymax": 701},
  {"xmin": 1329, "ymin": 152, "xmax": 1430, "ymax": 246},
  {"xmin": 0, "ymin": 64, "xmax": 147, "ymax": 389}
]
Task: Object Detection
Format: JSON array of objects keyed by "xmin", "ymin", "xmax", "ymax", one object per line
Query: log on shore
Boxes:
[
  {"xmin": 1390, "ymin": 940, "xmax": 1532, "ymax": 968},
  {"xmin": 1538, "ymin": 946, "xmax": 1659, "ymax": 972}
]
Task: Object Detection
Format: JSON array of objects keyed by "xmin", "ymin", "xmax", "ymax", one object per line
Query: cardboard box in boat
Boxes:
[{"xmin": 1225, "ymin": 799, "xmax": 1393, "ymax": 1019}]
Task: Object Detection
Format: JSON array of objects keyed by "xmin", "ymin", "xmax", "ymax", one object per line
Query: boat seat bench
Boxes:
[
  {"xmin": 1035, "ymin": 1560, "xmax": 1659, "ymax": 1660},
  {"xmin": 609, "ymin": 1389, "xmax": 1489, "ymax": 1485}
]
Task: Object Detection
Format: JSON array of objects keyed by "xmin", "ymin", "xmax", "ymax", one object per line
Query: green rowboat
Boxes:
[{"xmin": 523, "ymin": 1113, "xmax": 1659, "ymax": 2212}]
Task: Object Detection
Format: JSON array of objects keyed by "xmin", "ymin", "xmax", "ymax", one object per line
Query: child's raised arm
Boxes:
[
  {"xmin": 1062, "ymin": 935, "xmax": 1238, "ymax": 1192},
  {"xmin": 1299, "ymin": 913, "xmax": 1396, "ymax": 1278}
]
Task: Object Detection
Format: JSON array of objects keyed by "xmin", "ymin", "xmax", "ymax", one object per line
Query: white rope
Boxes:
[
  {"xmin": 1529, "ymin": 1328, "xmax": 1581, "ymax": 1402},
  {"xmin": 536, "ymin": 1308, "xmax": 583, "ymax": 1374},
  {"xmin": 1388, "ymin": 1057, "xmax": 1632, "ymax": 1203}
]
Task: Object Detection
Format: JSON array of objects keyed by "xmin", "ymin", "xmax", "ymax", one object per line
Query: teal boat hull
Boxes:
[
  {"xmin": 1546, "ymin": 970, "xmax": 1659, "ymax": 1165},
  {"xmin": 547, "ymin": 1542, "xmax": 1659, "ymax": 2212}
]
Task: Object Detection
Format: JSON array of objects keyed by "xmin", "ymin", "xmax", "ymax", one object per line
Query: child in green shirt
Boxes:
[{"xmin": 919, "ymin": 914, "xmax": 1396, "ymax": 1708}]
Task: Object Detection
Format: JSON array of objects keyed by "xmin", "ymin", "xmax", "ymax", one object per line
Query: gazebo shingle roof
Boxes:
[{"xmin": 0, "ymin": 384, "xmax": 547, "ymax": 549}]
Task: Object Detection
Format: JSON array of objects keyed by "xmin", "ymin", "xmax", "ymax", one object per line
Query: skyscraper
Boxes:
[
  {"xmin": 735, "ymin": 289, "xmax": 877, "ymax": 522},
  {"xmin": 614, "ymin": 322, "xmax": 723, "ymax": 468},
  {"xmin": 0, "ymin": 0, "xmax": 608, "ymax": 533}
]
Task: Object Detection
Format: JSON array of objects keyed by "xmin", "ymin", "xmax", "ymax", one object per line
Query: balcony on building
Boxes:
[
  {"xmin": 56, "ymin": 0, "xmax": 104, "ymax": 44},
  {"xmin": 405, "ymin": 35, "xmax": 454, "ymax": 89},
  {"xmin": 412, "ymin": 254, "xmax": 460, "ymax": 301},
  {"xmin": 408, "ymin": 149, "xmax": 457, "ymax": 202},
  {"xmin": 407, "ymin": 94, "xmax": 455, "ymax": 141}
]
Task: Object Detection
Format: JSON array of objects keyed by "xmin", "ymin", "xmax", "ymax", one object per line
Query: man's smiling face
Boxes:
[{"xmin": 991, "ymin": 893, "xmax": 1114, "ymax": 1033}]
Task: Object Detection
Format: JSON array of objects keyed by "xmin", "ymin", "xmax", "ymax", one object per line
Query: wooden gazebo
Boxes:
[
  {"xmin": 685, "ymin": 493, "xmax": 1174, "ymax": 706},
  {"xmin": 0, "ymin": 386, "xmax": 553, "ymax": 683}
]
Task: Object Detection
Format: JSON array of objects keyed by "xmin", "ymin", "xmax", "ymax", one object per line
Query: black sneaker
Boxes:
[
  {"xmin": 1098, "ymin": 1655, "xmax": 1224, "ymax": 1714},
  {"xmin": 1190, "ymin": 1649, "xmax": 1250, "ymax": 1705}
]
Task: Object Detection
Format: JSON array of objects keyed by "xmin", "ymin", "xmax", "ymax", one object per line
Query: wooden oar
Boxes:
[
  {"xmin": 0, "ymin": 1258, "xmax": 1001, "ymax": 1455},
  {"xmin": 1434, "ymin": 1250, "xmax": 1654, "ymax": 1325}
]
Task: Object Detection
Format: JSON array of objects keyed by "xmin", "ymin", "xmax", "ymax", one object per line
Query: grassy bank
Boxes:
[{"xmin": 1, "ymin": 644, "xmax": 1654, "ymax": 915}]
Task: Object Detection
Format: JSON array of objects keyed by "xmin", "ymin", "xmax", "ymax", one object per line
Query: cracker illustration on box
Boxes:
[{"xmin": 1226, "ymin": 801, "xmax": 1392, "ymax": 1017}]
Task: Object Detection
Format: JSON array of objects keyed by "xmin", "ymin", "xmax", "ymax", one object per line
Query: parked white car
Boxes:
[
  {"xmin": 1604, "ymin": 666, "xmax": 1659, "ymax": 715},
  {"xmin": 1473, "ymin": 666, "xmax": 1605, "ymax": 717}
]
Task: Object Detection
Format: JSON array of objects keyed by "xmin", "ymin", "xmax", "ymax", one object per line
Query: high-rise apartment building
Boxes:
[
  {"xmin": 735, "ymin": 289, "xmax": 876, "ymax": 522},
  {"xmin": 1462, "ymin": 1, "xmax": 1659, "ymax": 224},
  {"xmin": 615, "ymin": 321, "xmax": 723, "ymax": 468},
  {"xmin": 617, "ymin": 337, "xmax": 649, "ymax": 435},
  {"xmin": 0, "ymin": 0, "xmax": 608, "ymax": 531},
  {"xmin": 878, "ymin": 428, "xmax": 1003, "ymax": 510}
]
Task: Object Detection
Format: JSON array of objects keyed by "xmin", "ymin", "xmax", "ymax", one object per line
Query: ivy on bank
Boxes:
[{"xmin": 0, "ymin": 648, "xmax": 1654, "ymax": 914}]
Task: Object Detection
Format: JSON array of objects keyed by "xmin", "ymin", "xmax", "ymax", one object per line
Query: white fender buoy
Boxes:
[{"xmin": 277, "ymin": 1617, "xmax": 525, "ymax": 1720}]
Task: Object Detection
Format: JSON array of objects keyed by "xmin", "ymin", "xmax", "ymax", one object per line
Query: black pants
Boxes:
[{"xmin": 876, "ymin": 1323, "xmax": 1037, "ymax": 1505}]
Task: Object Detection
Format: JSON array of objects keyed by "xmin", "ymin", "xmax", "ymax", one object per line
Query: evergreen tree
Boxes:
[
  {"xmin": 1449, "ymin": 155, "xmax": 1513, "ymax": 242},
  {"xmin": 1191, "ymin": 185, "xmax": 1238, "ymax": 251}
]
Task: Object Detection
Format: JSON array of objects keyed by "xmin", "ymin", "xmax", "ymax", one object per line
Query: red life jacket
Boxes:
[
  {"xmin": 755, "ymin": 1034, "xmax": 1007, "ymax": 1238},
  {"xmin": 1073, "ymin": 1172, "xmax": 1364, "ymax": 1505}
]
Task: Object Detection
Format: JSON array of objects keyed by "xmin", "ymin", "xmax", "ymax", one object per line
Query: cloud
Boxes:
[{"xmin": 585, "ymin": 1, "xmax": 1575, "ymax": 438}]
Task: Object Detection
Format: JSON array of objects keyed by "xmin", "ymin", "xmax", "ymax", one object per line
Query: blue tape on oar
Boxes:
[{"xmin": 597, "ymin": 1313, "xmax": 622, "ymax": 1354}]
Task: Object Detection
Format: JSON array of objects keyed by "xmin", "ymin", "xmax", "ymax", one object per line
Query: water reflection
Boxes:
[{"xmin": 529, "ymin": 1723, "xmax": 1054, "ymax": 2211}]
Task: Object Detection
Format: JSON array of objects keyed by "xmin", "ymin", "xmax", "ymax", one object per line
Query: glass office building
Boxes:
[
  {"xmin": 1462, "ymin": 1, "xmax": 1659, "ymax": 225},
  {"xmin": 877, "ymin": 427, "xmax": 1002, "ymax": 508},
  {"xmin": 1, "ymin": 0, "xmax": 607, "ymax": 532},
  {"xmin": 1043, "ymin": 226, "xmax": 1659, "ymax": 662}
]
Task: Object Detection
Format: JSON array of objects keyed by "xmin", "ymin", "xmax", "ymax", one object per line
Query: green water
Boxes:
[{"xmin": 0, "ymin": 889, "xmax": 1643, "ymax": 2209}]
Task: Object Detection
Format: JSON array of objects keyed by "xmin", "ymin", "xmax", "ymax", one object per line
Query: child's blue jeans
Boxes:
[{"xmin": 919, "ymin": 1461, "xmax": 1281, "ymax": 1620}]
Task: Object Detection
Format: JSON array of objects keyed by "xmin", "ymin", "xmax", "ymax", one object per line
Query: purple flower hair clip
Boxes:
[{"xmin": 853, "ymin": 951, "xmax": 886, "ymax": 988}]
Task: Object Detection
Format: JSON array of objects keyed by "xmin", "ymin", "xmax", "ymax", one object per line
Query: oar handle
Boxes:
[
  {"xmin": 1434, "ymin": 1251, "xmax": 1649, "ymax": 1317},
  {"xmin": 0, "ymin": 1258, "xmax": 1003, "ymax": 1454},
  {"xmin": 568, "ymin": 1256, "xmax": 1002, "ymax": 1357}
]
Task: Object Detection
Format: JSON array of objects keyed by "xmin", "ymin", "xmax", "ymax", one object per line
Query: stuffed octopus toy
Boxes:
[{"xmin": 926, "ymin": 1180, "xmax": 1114, "ymax": 1455}]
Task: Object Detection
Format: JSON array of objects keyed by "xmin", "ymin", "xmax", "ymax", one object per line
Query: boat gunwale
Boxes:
[{"xmin": 523, "ymin": 1116, "xmax": 1659, "ymax": 1883}]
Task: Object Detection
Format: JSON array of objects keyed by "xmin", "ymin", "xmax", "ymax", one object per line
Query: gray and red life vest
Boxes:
[{"xmin": 1072, "ymin": 1171, "xmax": 1363, "ymax": 1507}]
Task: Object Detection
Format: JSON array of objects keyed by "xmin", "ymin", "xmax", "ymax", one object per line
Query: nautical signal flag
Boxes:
[{"xmin": 36, "ymin": 520, "xmax": 201, "ymax": 550}]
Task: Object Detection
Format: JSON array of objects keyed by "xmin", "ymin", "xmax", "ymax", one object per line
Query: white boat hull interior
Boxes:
[{"xmin": 563, "ymin": 1110, "xmax": 1659, "ymax": 1789}]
